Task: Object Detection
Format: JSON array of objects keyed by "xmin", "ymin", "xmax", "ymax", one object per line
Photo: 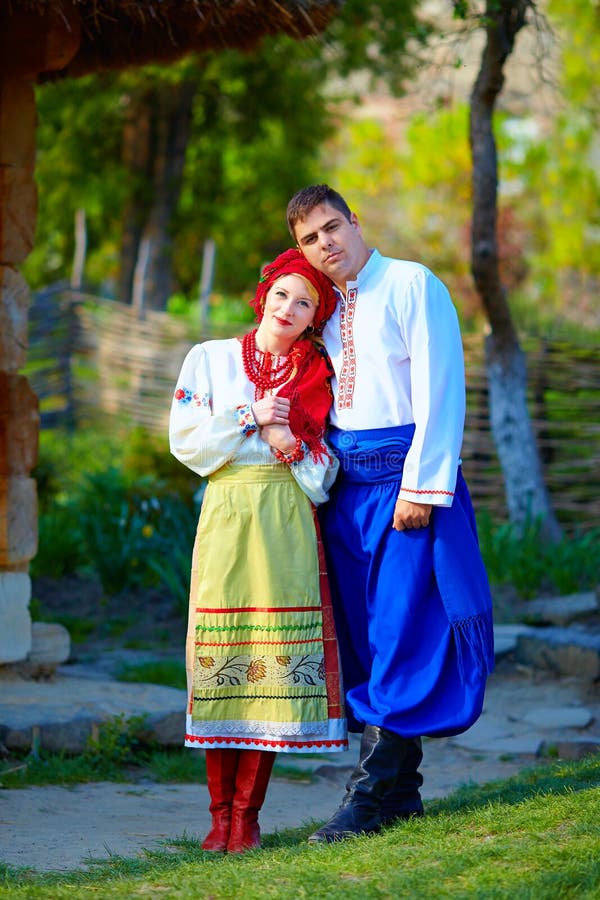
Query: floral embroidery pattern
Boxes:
[
  {"xmin": 174, "ymin": 386, "xmax": 211, "ymax": 408},
  {"xmin": 199, "ymin": 656, "xmax": 216, "ymax": 668},
  {"xmin": 196, "ymin": 655, "xmax": 266, "ymax": 686},
  {"xmin": 247, "ymin": 659, "xmax": 267, "ymax": 683},
  {"xmin": 280, "ymin": 655, "xmax": 325, "ymax": 686},
  {"xmin": 195, "ymin": 653, "xmax": 326, "ymax": 688},
  {"xmin": 234, "ymin": 403, "xmax": 258, "ymax": 436}
]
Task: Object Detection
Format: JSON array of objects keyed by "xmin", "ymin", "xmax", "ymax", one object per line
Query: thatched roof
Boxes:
[{"xmin": 10, "ymin": 1, "xmax": 340, "ymax": 78}]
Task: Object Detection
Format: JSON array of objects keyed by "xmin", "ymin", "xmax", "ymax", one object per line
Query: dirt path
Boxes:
[{"xmin": 3, "ymin": 662, "xmax": 598, "ymax": 873}]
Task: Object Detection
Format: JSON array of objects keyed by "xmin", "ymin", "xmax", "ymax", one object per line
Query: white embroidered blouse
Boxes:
[
  {"xmin": 322, "ymin": 250, "xmax": 466, "ymax": 507},
  {"xmin": 169, "ymin": 338, "xmax": 339, "ymax": 505}
]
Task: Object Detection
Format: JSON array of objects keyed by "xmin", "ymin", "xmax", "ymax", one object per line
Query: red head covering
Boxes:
[{"xmin": 250, "ymin": 248, "xmax": 337, "ymax": 334}]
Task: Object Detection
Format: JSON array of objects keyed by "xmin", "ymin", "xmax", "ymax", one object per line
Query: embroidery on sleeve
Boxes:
[
  {"xmin": 234, "ymin": 403, "xmax": 258, "ymax": 436},
  {"xmin": 399, "ymin": 486, "xmax": 455, "ymax": 497},
  {"xmin": 174, "ymin": 387, "xmax": 211, "ymax": 408}
]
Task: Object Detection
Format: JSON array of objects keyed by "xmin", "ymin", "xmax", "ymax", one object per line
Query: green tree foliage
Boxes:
[
  {"xmin": 26, "ymin": 73, "xmax": 127, "ymax": 290},
  {"xmin": 322, "ymin": 0, "xmax": 430, "ymax": 91},
  {"xmin": 27, "ymin": 1, "xmax": 596, "ymax": 323},
  {"xmin": 514, "ymin": 0, "xmax": 600, "ymax": 322},
  {"xmin": 323, "ymin": 1, "xmax": 599, "ymax": 338},
  {"xmin": 26, "ymin": 39, "xmax": 335, "ymax": 298},
  {"xmin": 326, "ymin": 105, "xmax": 530, "ymax": 328},
  {"xmin": 172, "ymin": 40, "xmax": 336, "ymax": 294},
  {"xmin": 25, "ymin": 2, "xmax": 424, "ymax": 303}
]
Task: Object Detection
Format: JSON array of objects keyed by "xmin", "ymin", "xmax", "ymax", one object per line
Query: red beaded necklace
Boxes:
[{"xmin": 241, "ymin": 329, "xmax": 300, "ymax": 399}]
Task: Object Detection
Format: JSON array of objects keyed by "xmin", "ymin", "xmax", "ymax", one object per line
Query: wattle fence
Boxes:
[{"xmin": 27, "ymin": 286, "xmax": 600, "ymax": 531}]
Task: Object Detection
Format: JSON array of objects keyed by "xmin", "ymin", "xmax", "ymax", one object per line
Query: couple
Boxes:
[{"xmin": 169, "ymin": 184, "xmax": 495, "ymax": 854}]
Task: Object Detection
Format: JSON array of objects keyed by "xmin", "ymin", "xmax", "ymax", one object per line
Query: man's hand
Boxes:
[
  {"xmin": 251, "ymin": 395, "xmax": 290, "ymax": 426},
  {"xmin": 392, "ymin": 498, "xmax": 432, "ymax": 531}
]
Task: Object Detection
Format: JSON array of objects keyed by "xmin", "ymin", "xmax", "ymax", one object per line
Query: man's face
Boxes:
[{"xmin": 293, "ymin": 203, "xmax": 371, "ymax": 292}]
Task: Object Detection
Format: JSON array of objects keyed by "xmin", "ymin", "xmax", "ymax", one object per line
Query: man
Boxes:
[{"xmin": 286, "ymin": 184, "xmax": 494, "ymax": 843}]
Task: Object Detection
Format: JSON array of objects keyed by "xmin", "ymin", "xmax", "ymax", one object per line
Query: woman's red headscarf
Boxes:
[
  {"xmin": 250, "ymin": 248, "xmax": 337, "ymax": 334},
  {"xmin": 248, "ymin": 248, "xmax": 338, "ymax": 461}
]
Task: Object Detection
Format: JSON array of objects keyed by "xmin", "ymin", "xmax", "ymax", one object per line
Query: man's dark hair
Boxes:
[{"xmin": 286, "ymin": 184, "xmax": 352, "ymax": 239}]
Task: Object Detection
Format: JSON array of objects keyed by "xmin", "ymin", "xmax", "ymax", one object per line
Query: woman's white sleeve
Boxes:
[
  {"xmin": 290, "ymin": 441, "xmax": 339, "ymax": 505},
  {"xmin": 169, "ymin": 344, "xmax": 251, "ymax": 476}
]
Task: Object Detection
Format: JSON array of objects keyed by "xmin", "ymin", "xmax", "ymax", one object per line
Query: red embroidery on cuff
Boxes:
[{"xmin": 400, "ymin": 487, "xmax": 455, "ymax": 496}]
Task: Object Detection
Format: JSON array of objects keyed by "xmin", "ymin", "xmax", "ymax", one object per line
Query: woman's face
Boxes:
[{"xmin": 261, "ymin": 274, "xmax": 318, "ymax": 347}]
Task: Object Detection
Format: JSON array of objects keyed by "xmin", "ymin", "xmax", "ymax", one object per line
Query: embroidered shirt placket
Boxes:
[{"xmin": 337, "ymin": 287, "xmax": 357, "ymax": 410}]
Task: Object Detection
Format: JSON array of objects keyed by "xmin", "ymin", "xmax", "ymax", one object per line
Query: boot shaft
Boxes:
[
  {"xmin": 202, "ymin": 748, "xmax": 241, "ymax": 852},
  {"xmin": 231, "ymin": 749, "xmax": 277, "ymax": 813},
  {"xmin": 205, "ymin": 747, "xmax": 240, "ymax": 813},
  {"xmin": 344, "ymin": 726, "xmax": 411, "ymax": 803},
  {"xmin": 227, "ymin": 750, "xmax": 277, "ymax": 854},
  {"xmin": 308, "ymin": 727, "xmax": 416, "ymax": 843}
]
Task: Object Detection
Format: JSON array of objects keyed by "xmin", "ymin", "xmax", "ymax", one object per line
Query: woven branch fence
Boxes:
[{"xmin": 27, "ymin": 287, "xmax": 600, "ymax": 531}]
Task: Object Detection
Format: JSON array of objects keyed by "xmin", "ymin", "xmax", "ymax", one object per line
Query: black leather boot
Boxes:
[
  {"xmin": 380, "ymin": 737, "xmax": 424, "ymax": 825},
  {"xmin": 308, "ymin": 726, "xmax": 409, "ymax": 843}
]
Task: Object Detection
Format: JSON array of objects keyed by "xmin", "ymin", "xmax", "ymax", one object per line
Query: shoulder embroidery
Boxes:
[{"xmin": 174, "ymin": 387, "xmax": 211, "ymax": 409}]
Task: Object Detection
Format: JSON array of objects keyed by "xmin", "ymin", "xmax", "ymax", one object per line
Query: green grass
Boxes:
[
  {"xmin": 115, "ymin": 658, "xmax": 187, "ymax": 690},
  {"xmin": 1, "ymin": 756, "xmax": 598, "ymax": 897},
  {"xmin": 0, "ymin": 747, "xmax": 206, "ymax": 789},
  {"xmin": 0, "ymin": 743, "xmax": 311, "ymax": 790}
]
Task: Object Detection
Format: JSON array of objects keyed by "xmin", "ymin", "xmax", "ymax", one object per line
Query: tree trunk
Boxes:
[
  {"xmin": 469, "ymin": 0, "xmax": 561, "ymax": 542},
  {"xmin": 118, "ymin": 90, "xmax": 154, "ymax": 304},
  {"xmin": 118, "ymin": 79, "xmax": 196, "ymax": 309},
  {"xmin": 137, "ymin": 79, "xmax": 197, "ymax": 312}
]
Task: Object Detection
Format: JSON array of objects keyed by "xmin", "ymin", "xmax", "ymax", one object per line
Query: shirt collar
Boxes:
[{"xmin": 345, "ymin": 248, "xmax": 380, "ymax": 290}]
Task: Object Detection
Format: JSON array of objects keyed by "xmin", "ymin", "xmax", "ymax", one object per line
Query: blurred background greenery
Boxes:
[
  {"xmin": 25, "ymin": 0, "xmax": 599, "ymax": 626},
  {"xmin": 24, "ymin": 0, "xmax": 598, "ymax": 341}
]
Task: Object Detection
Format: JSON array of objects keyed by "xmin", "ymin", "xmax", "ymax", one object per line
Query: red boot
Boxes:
[
  {"xmin": 227, "ymin": 750, "xmax": 277, "ymax": 853},
  {"xmin": 202, "ymin": 748, "xmax": 240, "ymax": 852}
]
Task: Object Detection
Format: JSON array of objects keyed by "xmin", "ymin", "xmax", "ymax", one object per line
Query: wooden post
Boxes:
[
  {"xmin": 0, "ymin": 5, "xmax": 80, "ymax": 663},
  {"xmin": 132, "ymin": 237, "xmax": 152, "ymax": 319},
  {"xmin": 198, "ymin": 238, "xmax": 216, "ymax": 336},
  {"xmin": 70, "ymin": 207, "xmax": 87, "ymax": 290}
]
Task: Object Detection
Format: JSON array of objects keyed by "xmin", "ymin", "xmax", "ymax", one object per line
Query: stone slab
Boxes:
[
  {"xmin": 520, "ymin": 592, "xmax": 599, "ymax": 627},
  {"xmin": 515, "ymin": 627, "xmax": 600, "ymax": 681},
  {"xmin": 0, "ymin": 675, "xmax": 187, "ymax": 753},
  {"xmin": 519, "ymin": 706, "xmax": 593, "ymax": 730},
  {"xmin": 27, "ymin": 622, "xmax": 71, "ymax": 670},
  {"xmin": 0, "ymin": 571, "xmax": 31, "ymax": 663},
  {"xmin": 493, "ymin": 624, "xmax": 534, "ymax": 657}
]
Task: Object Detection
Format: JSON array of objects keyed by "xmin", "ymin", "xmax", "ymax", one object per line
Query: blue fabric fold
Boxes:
[{"xmin": 328, "ymin": 424, "xmax": 495, "ymax": 683}]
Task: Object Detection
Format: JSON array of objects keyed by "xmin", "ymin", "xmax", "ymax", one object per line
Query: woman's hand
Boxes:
[
  {"xmin": 251, "ymin": 395, "xmax": 290, "ymax": 426},
  {"xmin": 261, "ymin": 424, "xmax": 297, "ymax": 454}
]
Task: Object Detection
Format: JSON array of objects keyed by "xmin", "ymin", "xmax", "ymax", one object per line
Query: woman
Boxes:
[{"xmin": 169, "ymin": 249, "xmax": 347, "ymax": 854}]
